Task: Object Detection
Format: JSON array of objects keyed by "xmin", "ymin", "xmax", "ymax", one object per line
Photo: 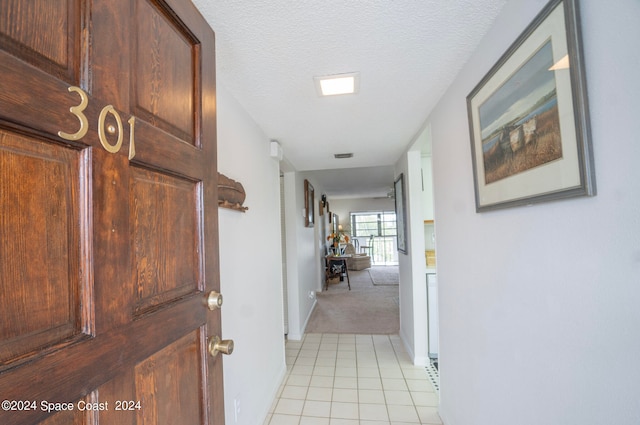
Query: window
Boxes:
[
  {"xmin": 350, "ymin": 211, "xmax": 398, "ymax": 265},
  {"xmin": 351, "ymin": 211, "xmax": 396, "ymax": 237}
]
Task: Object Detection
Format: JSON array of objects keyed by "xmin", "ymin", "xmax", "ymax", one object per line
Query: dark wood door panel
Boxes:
[
  {"xmin": 135, "ymin": 329, "xmax": 206, "ymax": 425},
  {"xmin": 93, "ymin": 326, "xmax": 209, "ymax": 425},
  {"xmin": 95, "ymin": 371, "xmax": 137, "ymax": 425},
  {"xmin": 131, "ymin": 166, "xmax": 202, "ymax": 314},
  {"xmin": 0, "ymin": 294, "xmax": 206, "ymax": 425},
  {"xmin": 0, "ymin": 0, "xmax": 222, "ymax": 423},
  {"xmin": 132, "ymin": 0, "xmax": 199, "ymax": 146},
  {"xmin": 0, "ymin": 0, "xmax": 81, "ymax": 84},
  {"xmin": 0, "ymin": 129, "xmax": 91, "ymax": 369}
]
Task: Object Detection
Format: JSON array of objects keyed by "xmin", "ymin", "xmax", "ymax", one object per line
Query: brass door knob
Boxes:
[
  {"xmin": 207, "ymin": 291, "xmax": 223, "ymax": 310},
  {"xmin": 208, "ymin": 336, "xmax": 234, "ymax": 357}
]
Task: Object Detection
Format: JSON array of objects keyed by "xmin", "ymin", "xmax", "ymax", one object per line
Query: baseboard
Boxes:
[
  {"xmin": 399, "ymin": 328, "xmax": 414, "ymax": 361},
  {"xmin": 398, "ymin": 328, "xmax": 430, "ymax": 366},
  {"xmin": 287, "ymin": 298, "xmax": 317, "ymax": 341},
  {"xmin": 257, "ymin": 361, "xmax": 288, "ymax": 425},
  {"xmin": 300, "ymin": 298, "xmax": 317, "ymax": 336},
  {"xmin": 287, "ymin": 332, "xmax": 303, "ymax": 341},
  {"xmin": 413, "ymin": 354, "xmax": 429, "ymax": 367}
]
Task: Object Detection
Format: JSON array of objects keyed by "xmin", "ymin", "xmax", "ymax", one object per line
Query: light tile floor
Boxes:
[{"xmin": 264, "ymin": 333, "xmax": 442, "ymax": 425}]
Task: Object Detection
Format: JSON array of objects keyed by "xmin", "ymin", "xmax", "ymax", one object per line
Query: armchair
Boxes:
[{"xmin": 343, "ymin": 243, "xmax": 372, "ymax": 271}]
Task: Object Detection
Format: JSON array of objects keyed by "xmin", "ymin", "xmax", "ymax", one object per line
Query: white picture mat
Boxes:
[{"xmin": 470, "ymin": 2, "xmax": 581, "ymax": 207}]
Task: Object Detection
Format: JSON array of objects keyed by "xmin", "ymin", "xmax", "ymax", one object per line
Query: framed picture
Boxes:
[
  {"xmin": 467, "ymin": 0, "xmax": 595, "ymax": 212},
  {"xmin": 304, "ymin": 179, "xmax": 314, "ymax": 227},
  {"xmin": 394, "ymin": 174, "xmax": 407, "ymax": 254}
]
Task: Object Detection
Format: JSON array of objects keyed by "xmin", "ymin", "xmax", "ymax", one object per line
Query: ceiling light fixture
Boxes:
[{"xmin": 314, "ymin": 72, "xmax": 360, "ymax": 96}]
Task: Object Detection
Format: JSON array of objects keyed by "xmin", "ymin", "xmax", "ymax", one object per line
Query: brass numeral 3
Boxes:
[{"xmin": 58, "ymin": 86, "xmax": 89, "ymax": 141}]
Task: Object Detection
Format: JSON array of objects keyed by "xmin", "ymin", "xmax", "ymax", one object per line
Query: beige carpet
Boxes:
[
  {"xmin": 369, "ymin": 265, "xmax": 399, "ymax": 285},
  {"xmin": 305, "ymin": 266, "xmax": 399, "ymax": 334}
]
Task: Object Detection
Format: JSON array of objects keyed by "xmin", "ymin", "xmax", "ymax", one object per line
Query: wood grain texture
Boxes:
[
  {"xmin": 132, "ymin": 0, "xmax": 197, "ymax": 145},
  {"xmin": 0, "ymin": 129, "xmax": 88, "ymax": 368},
  {"xmin": 0, "ymin": 0, "xmax": 222, "ymax": 423},
  {"xmin": 131, "ymin": 167, "xmax": 200, "ymax": 313},
  {"xmin": 0, "ymin": 294, "xmax": 206, "ymax": 424},
  {"xmin": 136, "ymin": 331, "xmax": 204, "ymax": 425},
  {"xmin": 0, "ymin": 0, "xmax": 79, "ymax": 83}
]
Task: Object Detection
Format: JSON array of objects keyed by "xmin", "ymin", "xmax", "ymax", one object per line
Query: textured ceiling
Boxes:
[{"xmin": 192, "ymin": 0, "xmax": 506, "ymax": 197}]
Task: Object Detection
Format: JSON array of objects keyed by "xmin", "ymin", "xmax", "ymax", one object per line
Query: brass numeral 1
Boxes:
[{"xmin": 127, "ymin": 116, "xmax": 136, "ymax": 160}]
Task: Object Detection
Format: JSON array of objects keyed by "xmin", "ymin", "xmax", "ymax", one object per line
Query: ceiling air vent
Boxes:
[{"xmin": 334, "ymin": 153, "xmax": 353, "ymax": 159}]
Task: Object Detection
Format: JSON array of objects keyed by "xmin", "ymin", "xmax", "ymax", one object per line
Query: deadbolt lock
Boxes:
[{"xmin": 207, "ymin": 291, "xmax": 223, "ymax": 310}]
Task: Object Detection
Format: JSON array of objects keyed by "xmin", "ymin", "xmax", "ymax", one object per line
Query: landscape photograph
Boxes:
[{"xmin": 479, "ymin": 40, "xmax": 563, "ymax": 185}]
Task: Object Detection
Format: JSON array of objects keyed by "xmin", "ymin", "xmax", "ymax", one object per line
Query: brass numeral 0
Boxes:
[
  {"xmin": 58, "ymin": 86, "xmax": 136, "ymax": 159},
  {"xmin": 98, "ymin": 105, "xmax": 124, "ymax": 153},
  {"xmin": 58, "ymin": 86, "xmax": 89, "ymax": 141}
]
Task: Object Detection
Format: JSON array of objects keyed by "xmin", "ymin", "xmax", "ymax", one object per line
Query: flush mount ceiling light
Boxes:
[{"xmin": 314, "ymin": 72, "xmax": 360, "ymax": 96}]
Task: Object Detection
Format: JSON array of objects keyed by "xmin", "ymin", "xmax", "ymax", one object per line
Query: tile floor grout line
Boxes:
[{"xmin": 272, "ymin": 333, "xmax": 441, "ymax": 424}]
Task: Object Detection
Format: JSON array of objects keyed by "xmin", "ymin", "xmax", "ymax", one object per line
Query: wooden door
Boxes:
[{"xmin": 0, "ymin": 1, "xmax": 225, "ymax": 424}]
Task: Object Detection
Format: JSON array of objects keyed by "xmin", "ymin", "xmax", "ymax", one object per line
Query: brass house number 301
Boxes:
[{"xmin": 58, "ymin": 86, "xmax": 136, "ymax": 160}]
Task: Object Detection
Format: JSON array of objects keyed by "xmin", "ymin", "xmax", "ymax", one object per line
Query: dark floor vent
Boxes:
[{"xmin": 334, "ymin": 153, "xmax": 353, "ymax": 159}]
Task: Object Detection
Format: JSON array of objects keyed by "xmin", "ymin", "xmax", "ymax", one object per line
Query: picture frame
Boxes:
[
  {"xmin": 467, "ymin": 0, "xmax": 595, "ymax": 212},
  {"xmin": 394, "ymin": 174, "xmax": 407, "ymax": 254},
  {"xmin": 304, "ymin": 179, "xmax": 314, "ymax": 227}
]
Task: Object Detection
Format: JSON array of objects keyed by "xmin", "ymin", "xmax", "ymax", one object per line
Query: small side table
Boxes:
[{"xmin": 325, "ymin": 256, "xmax": 351, "ymax": 290}]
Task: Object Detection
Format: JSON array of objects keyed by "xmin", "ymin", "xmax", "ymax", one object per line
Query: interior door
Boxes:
[{"xmin": 0, "ymin": 1, "xmax": 226, "ymax": 424}]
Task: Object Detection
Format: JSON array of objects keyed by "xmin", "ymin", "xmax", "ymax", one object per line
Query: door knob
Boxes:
[
  {"xmin": 207, "ymin": 291, "xmax": 223, "ymax": 310},
  {"xmin": 208, "ymin": 336, "xmax": 234, "ymax": 357}
]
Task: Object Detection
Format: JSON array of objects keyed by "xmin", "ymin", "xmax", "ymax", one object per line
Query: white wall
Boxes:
[
  {"xmin": 395, "ymin": 150, "xmax": 430, "ymax": 366},
  {"xmin": 282, "ymin": 172, "xmax": 325, "ymax": 339},
  {"xmin": 217, "ymin": 84, "xmax": 286, "ymax": 425},
  {"xmin": 395, "ymin": 155, "xmax": 413, "ymax": 362},
  {"xmin": 429, "ymin": 0, "xmax": 640, "ymax": 424}
]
